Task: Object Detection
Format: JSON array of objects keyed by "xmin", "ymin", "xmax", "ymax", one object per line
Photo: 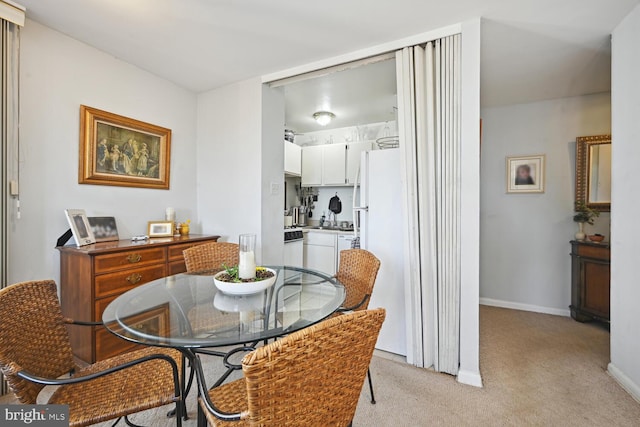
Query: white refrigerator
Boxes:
[{"xmin": 354, "ymin": 148, "xmax": 407, "ymax": 356}]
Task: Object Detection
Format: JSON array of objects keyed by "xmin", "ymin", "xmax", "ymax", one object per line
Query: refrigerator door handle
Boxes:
[{"xmin": 352, "ymin": 162, "xmax": 370, "ymax": 237}]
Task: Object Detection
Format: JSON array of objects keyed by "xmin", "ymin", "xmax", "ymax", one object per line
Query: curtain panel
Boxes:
[
  {"xmin": 1, "ymin": 15, "xmax": 21, "ymax": 396},
  {"xmin": 396, "ymin": 34, "xmax": 461, "ymax": 375}
]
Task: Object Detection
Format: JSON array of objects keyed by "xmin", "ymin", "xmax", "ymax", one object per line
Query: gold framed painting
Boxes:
[
  {"xmin": 506, "ymin": 154, "xmax": 545, "ymax": 194},
  {"xmin": 79, "ymin": 105, "xmax": 171, "ymax": 190}
]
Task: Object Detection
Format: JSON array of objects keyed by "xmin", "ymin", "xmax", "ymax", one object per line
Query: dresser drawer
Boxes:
[
  {"xmin": 577, "ymin": 245, "xmax": 610, "ymax": 260},
  {"xmin": 95, "ymin": 264, "xmax": 166, "ymax": 298},
  {"xmin": 95, "ymin": 327, "xmax": 139, "ymax": 361},
  {"xmin": 168, "ymin": 260, "xmax": 187, "ymax": 275},
  {"xmin": 168, "ymin": 241, "xmax": 213, "ymax": 262},
  {"xmin": 94, "ymin": 247, "xmax": 166, "ymax": 274}
]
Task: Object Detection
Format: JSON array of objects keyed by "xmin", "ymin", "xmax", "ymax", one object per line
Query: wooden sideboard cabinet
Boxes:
[
  {"xmin": 57, "ymin": 234, "xmax": 219, "ymax": 363},
  {"xmin": 570, "ymin": 240, "xmax": 610, "ymax": 322}
]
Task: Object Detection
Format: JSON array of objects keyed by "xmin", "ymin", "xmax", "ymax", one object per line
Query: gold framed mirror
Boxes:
[{"xmin": 576, "ymin": 135, "xmax": 611, "ymax": 212}]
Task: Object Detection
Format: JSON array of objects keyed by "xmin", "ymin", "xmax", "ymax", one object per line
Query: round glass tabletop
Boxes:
[{"xmin": 102, "ymin": 266, "xmax": 345, "ymax": 348}]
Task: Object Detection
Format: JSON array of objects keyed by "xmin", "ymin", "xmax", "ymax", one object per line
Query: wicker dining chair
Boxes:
[
  {"xmin": 197, "ymin": 308, "xmax": 386, "ymax": 426},
  {"xmin": 334, "ymin": 248, "xmax": 381, "ymax": 404},
  {"xmin": 183, "ymin": 242, "xmax": 239, "ymax": 274},
  {"xmin": 0, "ymin": 280, "xmax": 183, "ymax": 427},
  {"xmin": 336, "ymin": 249, "xmax": 381, "ymax": 313}
]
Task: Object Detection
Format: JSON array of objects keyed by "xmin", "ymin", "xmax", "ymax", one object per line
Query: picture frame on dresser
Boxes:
[
  {"xmin": 64, "ymin": 209, "xmax": 96, "ymax": 247},
  {"xmin": 148, "ymin": 220, "xmax": 174, "ymax": 237},
  {"xmin": 88, "ymin": 216, "xmax": 119, "ymax": 243},
  {"xmin": 79, "ymin": 105, "xmax": 172, "ymax": 190}
]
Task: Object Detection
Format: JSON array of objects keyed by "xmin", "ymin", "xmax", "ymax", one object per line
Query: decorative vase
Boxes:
[
  {"xmin": 238, "ymin": 234, "xmax": 257, "ymax": 280},
  {"xmin": 575, "ymin": 222, "xmax": 586, "ymax": 241},
  {"xmin": 180, "ymin": 223, "xmax": 190, "ymax": 235}
]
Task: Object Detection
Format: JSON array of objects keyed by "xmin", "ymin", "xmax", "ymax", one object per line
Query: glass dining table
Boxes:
[{"xmin": 102, "ymin": 266, "xmax": 345, "ymax": 423}]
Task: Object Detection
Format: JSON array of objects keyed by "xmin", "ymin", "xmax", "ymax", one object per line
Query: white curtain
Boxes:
[
  {"xmin": 397, "ymin": 34, "xmax": 461, "ymax": 375},
  {"xmin": 1, "ymin": 10, "xmax": 22, "ymax": 396}
]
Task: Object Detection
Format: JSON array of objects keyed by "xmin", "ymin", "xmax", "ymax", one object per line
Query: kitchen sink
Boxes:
[{"xmin": 306, "ymin": 226, "xmax": 355, "ymax": 232}]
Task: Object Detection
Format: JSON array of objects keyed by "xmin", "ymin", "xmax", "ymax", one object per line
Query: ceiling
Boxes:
[
  {"xmin": 284, "ymin": 58, "xmax": 397, "ymax": 133},
  {"xmin": 18, "ymin": 0, "xmax": 640, "ymax": 108}
]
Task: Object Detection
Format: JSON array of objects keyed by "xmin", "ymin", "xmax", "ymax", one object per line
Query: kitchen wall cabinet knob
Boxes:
[
  {"xmin": 126, "ymin": 253, "xmax": 142, "ymax": 263},
  {"xmin": 126, "ymin": 273, "xmax": 142, "ymax": 285}
]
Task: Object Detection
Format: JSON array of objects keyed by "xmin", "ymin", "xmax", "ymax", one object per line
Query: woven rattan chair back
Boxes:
[
  {"xmin": 0, "ymin": 280, "xmax": 76, "ymax": 403},
  {"xmin": 336, "ymin": 249, "xmax": 381, "ymax": 311},
  {"xmin": 239, "ymin": 308, "xmax": 386, "ymax": 426},
  {"xmin": 183, "ymin": 242, "xmax": 239, "ymax": 273}
]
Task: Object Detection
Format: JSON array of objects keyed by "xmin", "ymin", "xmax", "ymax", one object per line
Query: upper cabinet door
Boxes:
[
  {"xmin": 301, "ymin": 145, "xmax": 323, "ymax": 186},
  {"xmin": 346, "ymin": 142, "xmax": 372, "ymax": 184},
  {"xmin": 284, "ymin": 141, "xmax": 302, "ymax": 176},
  {"xmin": 322, "ymin": 144, "xmax": 347, "ymax": 185}
]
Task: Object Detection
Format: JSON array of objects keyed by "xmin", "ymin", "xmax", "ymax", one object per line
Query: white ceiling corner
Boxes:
[{"xmin": 16, "ymin": 0, "xmax": 640, "ymax": 109}]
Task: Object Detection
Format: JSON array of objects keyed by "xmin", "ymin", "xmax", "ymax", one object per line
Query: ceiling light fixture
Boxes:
[{"xmin": 313, "ymin": 111, "xmax": 335, "ymax": 126}]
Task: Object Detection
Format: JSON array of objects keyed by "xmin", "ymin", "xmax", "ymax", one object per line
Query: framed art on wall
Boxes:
[
  {"xmin": 64, "ymin": 209, "xmax": 96, "ymax": 247},
  {"xmin": 79, "ymin": 105, "xmax": 172, "ymax": 190},
  {"xmin": 506, "ymin": 154, "xmax": 545, "ymax": 194}
]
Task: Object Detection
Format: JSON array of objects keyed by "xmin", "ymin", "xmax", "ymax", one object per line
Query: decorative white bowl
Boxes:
[
  {"xmin": 213, "ymin": 292, "xmax": 265, "ymax": 312},
  {"xmin": 213, "ymin": 268, "xmax": 277, "ymax": 295}
]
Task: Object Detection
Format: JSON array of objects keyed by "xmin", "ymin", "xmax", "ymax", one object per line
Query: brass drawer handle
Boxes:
[
  {"xmin": 126, "ymin": 273, "xmax": 142, "ymax": 285},
  {"xmin": 126, "ymin": 253, "xmax": 142, "ymax": 263}
]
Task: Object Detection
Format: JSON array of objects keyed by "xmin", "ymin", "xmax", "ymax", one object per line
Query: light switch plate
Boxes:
[
  {"xmin": 270, "ymin": 182, "xmax": 281, "ymax": 195},
  {"xmin": 9, "ymin": 180, "xmax": 18, "ymax": 196}
]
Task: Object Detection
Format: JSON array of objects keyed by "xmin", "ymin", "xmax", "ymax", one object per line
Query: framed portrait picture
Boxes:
[
  {"xmin": 79, "ymin": 105, "xmax": 171, "ymax": 190},
  {"xmin": 506, "ymin": 155, "xmax": 545, "ymax": 193},
  {"xmin": 147, "ymin": 221, "xmax": 174, "ymax": 238},
  {"xmin": 64, "ymin": 209, "xmax": 96, "ymax": 247},
  {"xmin": 88, "ymin": 216, "xmax": 119, "ymax": 243}
]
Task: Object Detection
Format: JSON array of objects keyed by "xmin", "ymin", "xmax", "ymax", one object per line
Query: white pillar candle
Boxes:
[
  {"xmin": 165, "ymin": 207, "xmax": 175, "ymax": 222},
  {"xmin": 238, "ymin": 250, "xmax": 256, "ymax": 279}
]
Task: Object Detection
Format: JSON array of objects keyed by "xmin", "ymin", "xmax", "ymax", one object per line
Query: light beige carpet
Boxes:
[{"xmin": 2, "ymin": 306, "xmax": 639, "ymax": 426}]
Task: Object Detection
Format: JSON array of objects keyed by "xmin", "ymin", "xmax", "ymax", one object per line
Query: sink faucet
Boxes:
[{"xmin": 327, "ymin": 212, "xmax": 337, "ymax": 227}]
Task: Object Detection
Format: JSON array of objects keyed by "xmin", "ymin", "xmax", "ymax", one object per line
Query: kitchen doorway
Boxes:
[{"xmin": 274, "ymin": 55, "xmax": 415, "ymax": 362}]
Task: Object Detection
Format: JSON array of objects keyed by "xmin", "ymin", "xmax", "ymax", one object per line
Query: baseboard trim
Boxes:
[
  {"xmin": 457, "ymin": 369, "xmax": 483, "ymax": 388},
  {"xmin": 608, "ymin": 363, "xmax": 640, "ymax": 403},
  {"xmin": 480, "ymin": 297, "xmax": 570, "ymax": 317}
]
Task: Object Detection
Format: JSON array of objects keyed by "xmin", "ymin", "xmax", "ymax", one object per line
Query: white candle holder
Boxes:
[{"xmin": 238, "ymin": 234, "xmax": 257, "ymax": 280}]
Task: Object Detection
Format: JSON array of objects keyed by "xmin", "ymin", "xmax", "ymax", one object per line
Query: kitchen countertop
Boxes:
[{"xmin": 302, "ymin": 227, "xmax": 355, "ymax": 235}]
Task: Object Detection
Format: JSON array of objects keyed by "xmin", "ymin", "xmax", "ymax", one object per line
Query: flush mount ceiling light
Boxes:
[{"xmin": 313, "ymin": 111, "xmax": 335, "ymax": 126}]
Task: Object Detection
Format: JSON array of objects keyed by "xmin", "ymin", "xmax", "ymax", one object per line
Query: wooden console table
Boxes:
[
  {"xmin": 57, "ymin": 234, "xmax": 219, "ymax": 363},
  {"xmin": 570, "ymin": 240, "xmax": 610, "ymax": 323}
]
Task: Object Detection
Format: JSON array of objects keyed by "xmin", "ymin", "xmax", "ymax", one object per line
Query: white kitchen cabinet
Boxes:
[
  {"xmin": 301, "ymin": 145, "xmax": 323, "ymax": 186},
  {"xmin": 322, "ymin": 143, "xmax": 347, "ymax": 185},
  {"xmin": 346, "ymin": 142, "xmax": 372, "ymax": 184},
  {"xmin": 284, "ymin": 140, "xmax": 302, "ymax": 176},
  {"xmin": 303, "ymin": 231, "xmax": 337, "ymax": 275}
]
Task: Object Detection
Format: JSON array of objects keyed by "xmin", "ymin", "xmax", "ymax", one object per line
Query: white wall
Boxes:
[
  {"xmin": 480, "ymin": 93, "xmax": 611, "ymax": 316},
  {"xmin": 457, "ymin": 18, "xmax": 482, "ymax": 388},
  {"xmin": 314, "ymin": 187, "xmax": 357, "ymax": 223},
  {"xmin": 196, "ymin": 79, "xmax": 284, "ymax": 264},
  {"xmin": 609, "ymin": 3, "xmax": 640, "ymax": 401},
  {"xmin": 260, "ymin": 85, "xmax": 285, "ymax": 264},
  {"xmin": 196, "ymin": 78, "xmax": 263, "ymax": 249},
  {"xmin": 9, "ymin": 20, "xmax": 198, "ymax": 284}
]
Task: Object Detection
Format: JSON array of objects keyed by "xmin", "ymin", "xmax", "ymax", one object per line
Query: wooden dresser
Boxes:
[
  {"xmin": 57, "ymin": 234, "xmax": 219, "ymax": 363},
  {"xmin": 570, "ymin": 240, "xmax": 610, "ymax": 323}
]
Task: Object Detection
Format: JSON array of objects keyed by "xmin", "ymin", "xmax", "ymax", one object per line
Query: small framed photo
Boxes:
[
  {"xmin": 147, "ymin": 221, "xmax": 174, "ymax": 238},
  {"xmin": 88, "ymin": 216, "xmax": 119, "ymax": 243},
  {"xmin": 506, "ymin": 155, "xmax": 545, "ymax": 193},
  {"xmin": 64, "ymin": 209, "xmax": 96, "ymax": 247}
]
